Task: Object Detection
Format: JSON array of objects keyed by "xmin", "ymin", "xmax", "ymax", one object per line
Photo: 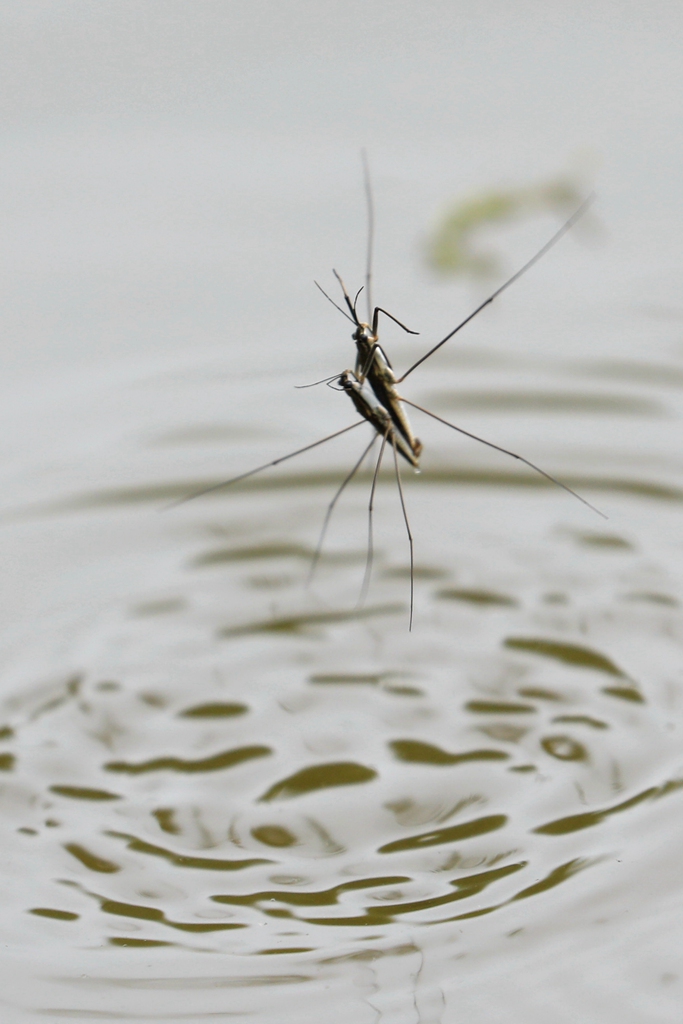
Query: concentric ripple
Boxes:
[{"xmin": 2, "ymin": 476, "xmax": 682, "ymax": 965}]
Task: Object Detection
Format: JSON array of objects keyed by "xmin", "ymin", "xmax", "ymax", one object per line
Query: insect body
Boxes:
[
  {"xmin": 174, "ymin": 176, "xmax": 603, "ymax": 629},
  {"xmin": 334, "ymin": 368, "xmax": 416, "ymax": 624},
  {"xmin": 338, "ymin": 370, "xmax": 418, "ymax": 469}
]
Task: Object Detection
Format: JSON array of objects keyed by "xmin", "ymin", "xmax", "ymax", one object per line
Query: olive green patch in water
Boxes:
[
  {"xmin": 657, "ymin": 779, "xmax": 683, "ymax": 799},
  {"xmin": 383, "ymin": 565, "xmax": 448, "ymax": 580},
  {"xmin": 29, "ymin": 908, "xmax": 79, "ymax": 921},
  {"xmin": 574, "ymin": 532, "xmax": 633, "ymax": 550},
  {"xmin": 622, "ymin": 591, "xmax": 679, "ymax": 606},
  {"xmin": 465, "ymin": 701, "xmax": 537, "ymax": 714},
  {"xmin": 517, "ymin": 687, "xmax": 563, "ymax": 701},
  {"xmin": 504, "ymin": 637, "xmax": 627, "ymax": 677},
  {"xmin": 379, "ymin": 814, "xmax": 507, "ymax": 854},
  {"xmin": 40, "ymin": 471, "xmax": 683, "ymax": 517},
  {"xmin": 0, "ymin": 726, "xmax": 14, "ymax": 740},
  {"xmin": 441, "ymin": 857, "xmax": 595, "ymax": 924},
  {"xmin": 50, "ymin": 785, "xmax": 121, "ymax": 801},
  {"xmin": 260, "ymin": 762, "xmax": 377, "ymax": 802},
  {"xmin": 106, "ymin": 831, "xmax": 272, "ymax": 870},
  {"xmin": 64, "ymin": 843, "xmax": 120, "ymax": 874},
  {"xmin": 601, "ymin": 686, "xmax": 645, "ymax": 703},
  {"xmin": 0, "ymin": 752, "xmax": 15, "ymax": 770},
  {"xmin": 95, "ymin": 681, "xmax": 121, "ymax": 692},
  {"xmin": 384, "ymin": 686, "xmax": 424, "ymax": 696},
  {"xmin": 533, "ymin": 783, "xmax": 676, "ymax": 835},
  {"xmin": 258, "ymin": 947, "xmax": 315, "ymax": 955},
  {"xmin": 389, "ymin": 740, "xmax": 509, "ymax": 766},
  {"xmin": 247, "ymin": 573, "xmax": 295, "ymax": 590},
  {"xmin": 552, "ymin": 714, "xmax": 609, "ymax": 730},
  {"xmin": 294, "ymin": 862, "xmax": 526, "ymax": 927},
  {"xmin": 108, "ymin": 937, "xmax": 174, "ymax": 947},
  {"xmin": 308, "ymin": 672, "xmax": 417, "ymax": 690},
  {"xmin": 97, "ymin": 897, "xmax": 246, "ymax": 932},
  {"xmin": 540, "ymin": 735, "xmax": 588, "ymax": 762},
  {"xmin": 426, "ymin": 180, "xmax": 590, "ymax": 279},
  {"xmin": 380, "ymin": 862, "xmax": 526, "ymax": 920},
  {"xmin": 580, "ymin": 358, "xmax": 683, "ymax": 388},
  {"xmin": 105, "ymin": 744, "xmax": 271, "ymax": 775},
  {"xmin": 138, "ymin": 690, "xmax": 167, "ymax": 708},
  {"xmin": 251, "ymin": 825, "xmax": 298, "ymax": 847},
  {"xmin": 509, "ymin": 857, "xmax": 591, "ymax": 900},
  {"xmin": 178, "ymin": 701, "xmax": 249, "ymax": 718},
  {"xmin": 437, "ymin": 588, "xmax": 517, "ymax": 607},
  {"xmin": 153, "ymin": 808, "xmax": 180, "ymax": 835},
  {"xmin": 426, "ymin": 389, "xmax": 662, "ymax": 416},
  {"xmin": 480, "ymin": 723, "xmax": 529, "ymax": 742},
  {"xmin": 212, "ymin": 875, "xmax": 411, "ymax": 912},
  {"xmin": 309, "ymin": 673, "xmax": 382, "ymax": 685},
  {"xmin": 221, "ymin": 604, "xmax": 404, "ymax": 638},
  {"xmin": 193, "ymin": 542, "xmax": 316, "ymax": 567}
]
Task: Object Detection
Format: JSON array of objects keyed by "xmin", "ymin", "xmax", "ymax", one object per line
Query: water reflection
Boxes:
[{"xmin": 2, "ymin": 324, "xmax": 683, "ymax": 1021}]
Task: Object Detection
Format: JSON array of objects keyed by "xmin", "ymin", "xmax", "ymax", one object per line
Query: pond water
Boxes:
[
  {"xmin": 1, "ymin": 5, "xmax": 683, "ymax": 1020},
  {"xmin": 2, "ymin": 230, "xmax": 683, "ymax": 1022}
]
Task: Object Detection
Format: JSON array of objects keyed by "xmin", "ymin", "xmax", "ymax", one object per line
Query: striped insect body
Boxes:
[
  {"xmin": 173, "ymin": 167, "xmax": 602, "ymax": 629},
  {"xmin": 338, "ymin": 370, "xmax": 419, "ymax": 470}
]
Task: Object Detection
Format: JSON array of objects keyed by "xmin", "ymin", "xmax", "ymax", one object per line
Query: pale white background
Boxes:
[{"xmin": 0, "ymin": 5, "xmax": 682, "ymax": 1022}]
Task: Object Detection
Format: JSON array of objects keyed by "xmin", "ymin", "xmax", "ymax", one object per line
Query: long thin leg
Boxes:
[
  {"xmin": 308, "ymin": 433, "xmax": 378, "ymax": 584},
  {"xmin": 167, "ymin": 420, "xmax": 365, "ymax": 509},
  {"xmin": 397, "ymin": 194, "xmax": 596, "ymax": 383},
  {"xmin": 370, "ymin": 308, "xmax": 419, "ymax": 340},
  {"xmin": 362, "ymin": 149, "xmax": 375, "ymax": 324},
  {"xmin": 330, "ymin": 267, "xmax": 417, "ymax": 339},
  {"xmin": 360, "ymin": 156, "xmax": 418, "ymax": 336},
  {"xmin": 358, "ymin": 432, "xmax": 389, "ymax": 609},
  {"xmin": 402, "ymin": 398, "xmax": 606, "ymax": 518},
  {"xmin": 391, "ymin": 434, "xmax": 415, "ymax": 631}
]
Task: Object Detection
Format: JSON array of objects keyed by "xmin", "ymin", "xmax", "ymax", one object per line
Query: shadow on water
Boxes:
[
  {"xmin": 425, "ymin": 389, "xmax": 664, "ymax": 416},
  {"xmin": 16, "ymin": 467, "xmax": 683, "ymax": 521},
  {"xmin": 219, "ymin": 604, "xmax": 405, "ymax": 637},
  {"xmin": 6, "ymin": 342, "xmax": 683, "ymax": 1019}
]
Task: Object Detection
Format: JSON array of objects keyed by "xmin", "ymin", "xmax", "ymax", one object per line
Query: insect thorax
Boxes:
[
  {"xmin": 353, "ymin": 324, "xmax": 376, "ymax": 354},
  {"xmin": 354, "ymin": 327, "xmax": 396, "ymax": 384}
]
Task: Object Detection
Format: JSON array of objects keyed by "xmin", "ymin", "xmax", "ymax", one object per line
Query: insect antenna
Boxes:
[
  {"xmin": 332, "ymin": 270, "xmax": 361, "ymax": 324},
  {"xmin": 398, "ymin": 193, "xmax": 596, "ymax": 383},
  {"xmin": 166, "ymin": 420, "xmax": 365, "ymax": 509},
  {"xmin": 294, "ymin": 372, "xmax": 344, "ymax": 389},
  {"xmin": 315, "ymin": 280, "xmax": 356, "ymax": 324},
  {"xmin": 391, "ymin": 433, "xmax": 415, "ymax": 631},
  {"xmin": 358, "ymin": 431, "xmax": 389, "ymax": 609},
  {"xmin": 307, "ymin": 434, "xmax": 378, "ymax": 585},
  {"xmin": 401, "ymin": 397, "xmax": 606, "ymax": 519},
  {"xmin": 360, "ymin": 156, "xmax": 421, "ymax": 338}
]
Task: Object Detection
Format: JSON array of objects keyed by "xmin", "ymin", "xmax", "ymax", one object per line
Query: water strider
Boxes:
[{"xmin": 174, "ymin": 166, "xmax": 604, "ymax": 627}]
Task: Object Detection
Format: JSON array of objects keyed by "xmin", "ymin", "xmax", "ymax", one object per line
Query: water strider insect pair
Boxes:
[{"xmin": 175, "ymin": 165, "xmax": 604, "ymax": 629}]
